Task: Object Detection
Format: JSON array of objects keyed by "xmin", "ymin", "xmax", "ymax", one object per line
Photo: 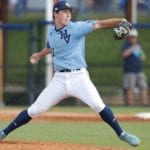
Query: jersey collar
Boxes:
[
  {"xmin": 55, "ymin": 21, "xmax": 71, "ymax": 32},
  {"xmin": 55, "ymin": 25, "xmax": 66, "ymax": 32}
]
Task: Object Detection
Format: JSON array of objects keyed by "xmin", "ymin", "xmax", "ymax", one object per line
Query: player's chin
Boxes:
[{"xmin": 63, "ymin": 20, "xmax": 70, "ymax": 25}]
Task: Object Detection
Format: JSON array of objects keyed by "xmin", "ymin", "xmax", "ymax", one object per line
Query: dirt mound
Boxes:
[
  {"xmin": 0, "ymin": 141, "xmax": 128, "ymax": 150},
  {"xmin": 0, "ymin": 109, "xmax": 149, "ymax": 122},
  {"xmin": 0, "ymin": 109, "xmax": 135, "ymax": 150}
]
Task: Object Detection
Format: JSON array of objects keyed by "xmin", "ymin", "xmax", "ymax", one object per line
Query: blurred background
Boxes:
[{"xmin": 0, "ymin": 0, "xmax": 150, "ymax": 107}]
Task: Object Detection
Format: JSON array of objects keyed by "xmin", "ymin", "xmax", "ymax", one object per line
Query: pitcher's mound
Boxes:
[{"xmin": 0, "ymin": 141, "xmax": 128, "ymax": 150}]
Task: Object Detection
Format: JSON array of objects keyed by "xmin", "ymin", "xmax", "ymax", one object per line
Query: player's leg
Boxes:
[
  {"xmin": 0, "ymin": 74, "xmax": 67, "ymax": 139},
  {"xmin": 137, "ymin": 72, "xmax": 148, "ymax": 105},
  {"xmin": 123, "ymin": 73, "xmax": 136, "ymax": 106},
  {"xmin": 140, "ymin": 88, "xmax": 148, "ymax": 105},
  {"xmin": 125, "ymin": 89, "xmax": 134, "ymax": 105},
  {"xmin": 70, "ymin": 71, "xmax": 123, "ymax": 136},
  {"xmin": 70, "ymin": 71, "xmax": 140, "ymax": 146}
]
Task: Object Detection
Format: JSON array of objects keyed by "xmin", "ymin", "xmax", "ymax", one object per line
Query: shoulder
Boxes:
[
  {"xmin": 122, "ymin": 41, "xmax": 131, "ymax": 50},
  {"xmin": 46, "ymin": 25, "xmax": 55, "ymax": 38},
  {"xmin": 67, "ymin": 21, "xmax": 82, "ymax": 28},
  {"xmin": 69, "ymin": 20, "xmax": 96, "ymax": 28},
  {"xmin": 75, "ymin": 20, "xmax": 96, "ymax": 25},
  {"xmin": 66, "ymin": 20, "xmax": 96, "ymax": 36},
  {"xmin": 65, "ymin": 21, "xmax": 84, "ymax": 31},
  {"xmin": 47, "ymin": 25, "xmax": 55, "ymax": 33}
]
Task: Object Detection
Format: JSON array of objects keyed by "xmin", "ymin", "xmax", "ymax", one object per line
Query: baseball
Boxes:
[{"xmin": 30, "ymin": 58, "xmax": 36, "ymax": 64}]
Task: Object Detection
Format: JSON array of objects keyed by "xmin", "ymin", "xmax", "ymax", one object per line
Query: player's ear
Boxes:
[
  {"xmin": 53, "ymin": 13, "xmax": 55, "ymax": 20},
  {"xmin": 53, "ymin": 11, "xmax": 59, "ymax": 20},
  {"xmin": 53, "ymin": 14, "xmax": 55, "ymax": 20}
]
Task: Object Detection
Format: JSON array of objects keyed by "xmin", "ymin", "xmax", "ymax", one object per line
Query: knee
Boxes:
[
  {"xmin": 28, "ymin": 104, "xmax": 48, "ymax": 118},
  {"xmin": 91, "ymin": 103, "xmax": 105, "ymax": 113}
]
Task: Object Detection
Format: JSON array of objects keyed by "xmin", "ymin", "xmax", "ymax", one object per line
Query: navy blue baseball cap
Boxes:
[{"xmin": 53, "ymin": 1, "xmax": 73, "ymax": 12}]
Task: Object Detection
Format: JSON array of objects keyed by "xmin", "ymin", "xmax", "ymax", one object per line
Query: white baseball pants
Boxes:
[{"xmin": 28, "ymin": 68, "xmax": 105, "ymax": 118}]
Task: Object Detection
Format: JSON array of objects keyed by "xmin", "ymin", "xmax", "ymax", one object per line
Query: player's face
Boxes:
[
  {"xmin": 128, "ymin": 36, "xmax": 138, "ymax": 44},
  {"xmin": 54, "ymin": 9, "xmax": 72, "ymax": 27}
]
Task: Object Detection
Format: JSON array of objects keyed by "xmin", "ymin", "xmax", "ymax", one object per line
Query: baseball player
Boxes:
[{"xmin": 0, "ymin": 1, "xmax": 140, "ymax": 147}]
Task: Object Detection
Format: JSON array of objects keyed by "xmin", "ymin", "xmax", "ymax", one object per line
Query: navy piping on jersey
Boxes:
[{"xmin": 55, "ymin": 25, "xmax": 66, "ymax": 32}]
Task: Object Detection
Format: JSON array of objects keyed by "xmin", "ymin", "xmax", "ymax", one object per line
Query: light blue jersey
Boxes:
[{"xmin": 46, "ymin": 20, "xmax": 96, "ymax": 71}]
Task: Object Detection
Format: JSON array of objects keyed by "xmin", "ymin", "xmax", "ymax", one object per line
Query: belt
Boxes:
[{"xmin": 59, "ymin": 69, "xmax": 81, "ymax": 72}]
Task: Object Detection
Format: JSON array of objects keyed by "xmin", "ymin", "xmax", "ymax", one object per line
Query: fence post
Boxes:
[
  {"xmin": 28, "ymin": 24, "xmax": 36, "ymax": 105},
  {"xmin": 0, "ymin": 0, "xmax": 7, "ymax": 107},
  {"xmin": 0, "ymin": 24, "xmax": 4, "ymax": 107}
]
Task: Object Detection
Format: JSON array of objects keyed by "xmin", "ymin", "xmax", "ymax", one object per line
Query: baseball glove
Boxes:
[{"xmin": 113, "ymin": 21, "xmax": 132, "ymax": 40}]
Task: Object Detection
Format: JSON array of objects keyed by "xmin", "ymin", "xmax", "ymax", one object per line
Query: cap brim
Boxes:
[
  {"xmin": 54, "ymin": 6, "xmax": 76, "ymax": 12},
  {"xmin": 60, "ymin": 6, "xmax": 74, "ymax": 11}
]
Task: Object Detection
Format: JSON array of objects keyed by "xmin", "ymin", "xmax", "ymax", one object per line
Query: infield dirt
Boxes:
[
  {"xmin": 0, "ymin": 141, "xmax": 129, "ymax": 150},
  {"xmin": 0, "ymin": 109, "xmax": 145, "ymax": 150}
]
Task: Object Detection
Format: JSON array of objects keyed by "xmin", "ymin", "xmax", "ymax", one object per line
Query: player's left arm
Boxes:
[{"xmin": 93, "ymin": 18, "xmax": 127, "ymax": 30}]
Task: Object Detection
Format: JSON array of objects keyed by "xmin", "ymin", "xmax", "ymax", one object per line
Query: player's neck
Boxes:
[
  {"xmin": 55, "ymin": 21, "xmax": 65, "ymax": 30},
  {"xmin": 55, "ymin": 24, "xmax": 65, "ymax": 30}
]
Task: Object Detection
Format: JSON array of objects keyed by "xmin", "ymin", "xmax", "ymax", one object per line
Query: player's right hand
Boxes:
[{"xmin": 29, "ymin": 53, "xmax": 41, "ymax": 64}]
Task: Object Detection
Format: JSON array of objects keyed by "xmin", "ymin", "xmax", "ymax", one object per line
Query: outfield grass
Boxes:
[
  {"xmin": 6, "ymin": 105, "xmax": 150, "ymax": 114},
  {"xmin": 50, "ymin": 106, "xmax": 150, "ymax": 114},
  {"xmin": 0, "ymin": 106, "xmax": 149, "ymax": 149},
  {"xmin": 0, "ymin": 121, "xmax": 149, "ymax": 150}
]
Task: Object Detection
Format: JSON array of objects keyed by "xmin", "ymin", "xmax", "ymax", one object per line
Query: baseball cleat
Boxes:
[
  {"xmin": 120, "ymin": 131, "xmax": 140, "ymax": 146},
  {"xmin": 0, "ymin": 130, "xmax": 7, "ymax": 140}
]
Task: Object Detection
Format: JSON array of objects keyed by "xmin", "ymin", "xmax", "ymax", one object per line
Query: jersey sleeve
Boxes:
[
  {"xmin": 46, "ymin": 27, "xmax": 51, "ymax": 49},
  {"xmin": 75, "ymin": 20, "xmax": 97, "ymax": 36}
]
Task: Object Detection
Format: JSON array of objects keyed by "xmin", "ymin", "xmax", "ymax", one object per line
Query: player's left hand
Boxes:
[{"xmin": 113, "ymin": 21, "xmax": 132, "ymax": 40}]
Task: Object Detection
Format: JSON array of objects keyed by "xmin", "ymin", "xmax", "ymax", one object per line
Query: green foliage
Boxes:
[
  {"xmin": 0, "ymin": 121, "xmax": 149, "ymax": 149},
  {"xmin": 6, "ymin": 14, "xmax": 150, "ymax": 88},
  {"xmin": 86, "ymin": 28, "xmax": 150, "ymax": 87},
  {"xmin": 6, "ymin": 30, "xmax": 29, "ymax": 84}
]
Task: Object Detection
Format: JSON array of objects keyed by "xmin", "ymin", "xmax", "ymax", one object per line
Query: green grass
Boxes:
[
  {"xmin": 0, "ymin": 106, "xmax": 149, "ymax": 149},
  {"xmin": 52, "ymin": 106, "xmax": 150, "ymax": 114},
  {"xmin": 50, "ymin": 106, "xmax": 150, "ymax": 114},
  {"xmin": 5, "ymin": 105, "xmax": 150, "ymax": 114},
  {"xmin": 0, "ymin": 121, "xmax": 149, "ymax": 149}
]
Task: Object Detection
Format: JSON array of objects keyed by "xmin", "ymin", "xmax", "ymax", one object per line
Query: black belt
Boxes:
[{"xmin": 59, "ymin": 69, "xmax": 81, "ymax": 72}]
